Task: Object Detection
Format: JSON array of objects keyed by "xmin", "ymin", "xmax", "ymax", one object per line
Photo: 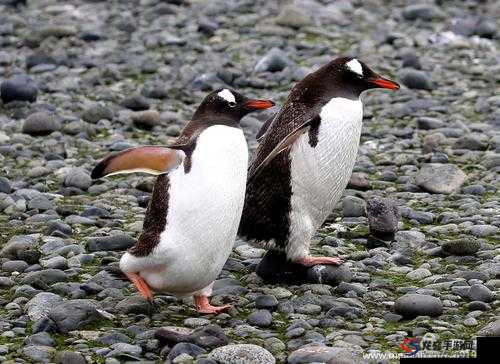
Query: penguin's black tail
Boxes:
[{"xmin": 104, "ymin": 264, "xmax": 128, "ymax": 281}]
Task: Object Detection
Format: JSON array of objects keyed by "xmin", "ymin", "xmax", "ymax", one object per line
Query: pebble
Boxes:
[
  {"xmin": 254, "ymin": 48, "xmax": 290, "ymax": 73},
  {"xmin": 415, "ymin": 164, "xmax": 467, "ymax": 194},
  {"xmin": 274, "ymin": 5, "xmax": 312, "ymax": 29},
  {"xmin": 399, "ymin": 69, "xmax": 433, "ymax": 90},
  {"xmin": 255, "ymin": 294, "xmax": 279, "ymax": 312},
  {"xmin": 248, "ymin": 309, "xmax": 273, "ymax": 327},
  {"xmin": 49, "ymin": 299, "xmax": 101, "ymax": 333},
  {"xmin": 467, "ymin": 284, "xmax": 493, "ymax": 303},
  {"xmin": 208, "ymin": 344, "xmax": 275, "ymax": 364},
  {"xmin": 82, "ymin": 104, "xmax": 114, "ymax": 123},
  {"xmin": 441, "ymin": 239, "xmax": 480, "ymax": 256},
  {"xmin": 394, "ymin": 294, "xmax": 443, "ymax": 318},
  {"xmin": 130, "ymin": 110, "xmax": 160, "ymax": 129},
  {"xmin": 0, "ymin": 75, "xmax": 38, "ymax": 103},
  {"xmin": 22, "ymin": 111, "xmax": 61, "ymax": 136},
  {"xmin": 63, "ymin": 168, "xmax": 92, "ymax": 190},
  {"xmin": 287, "ymin": 345, "xmax": 360, "ymax": 364},
  {"xmin": 342, "ymin": 196, "xmax": 366, "ymax": 217},
  {"xmin": 366, "ymin": 197, "xmax": 400, "ymax": 237},
  {"xmin": 87, "ymin": 234, "xmax": 135, "ymax": 252}
]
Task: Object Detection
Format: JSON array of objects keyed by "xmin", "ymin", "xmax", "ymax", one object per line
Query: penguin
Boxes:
[
  {"xmin": 238, "ymin": 57, "xmax": 399, "ymax": 269},
  {"xmin": 92, "ymin": 88, "xmax": 274, "ymax": 313}
]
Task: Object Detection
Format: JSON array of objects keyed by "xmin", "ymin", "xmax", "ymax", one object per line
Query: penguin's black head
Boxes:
[
  {"xmin": 308, "ymin": 57, "xmax": 399, "ymax": 100},
  {"xmin": 335, "ymin": 57, "xmax": 400, "ymax": 96},
  {"xmin": 193, "ymin": 88, "xmax": 275, "ymax": 123}
]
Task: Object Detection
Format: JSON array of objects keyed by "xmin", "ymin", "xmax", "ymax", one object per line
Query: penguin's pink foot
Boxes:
[
  {"xmin": 194, "ymin": 295, "xmax": 231, "ymax": 314},
  {"xmin": 125, "ymin": 272, "xmax": 154, "ymax": 303},
  {"xmin": 297, "ymin": 256, "xmax": 343, "ymax": 267}
]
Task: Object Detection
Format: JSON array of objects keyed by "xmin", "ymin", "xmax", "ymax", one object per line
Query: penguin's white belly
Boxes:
[
  {"xmin": 136, "ymin": 125, "xmax": 248, "ymax": 295},
  {"xmin": 287, "ymin": 97, "xmax": 363, "ymax": 259}
]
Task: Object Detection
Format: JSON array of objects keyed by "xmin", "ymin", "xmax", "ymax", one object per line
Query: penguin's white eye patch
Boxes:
[
  {"xmin": 217, "ymin": 89, "xmax": 236, "ymax": 104},
  {"xmin": 346, "ymin": 59, "xmax": 363, "ymax": 76}
]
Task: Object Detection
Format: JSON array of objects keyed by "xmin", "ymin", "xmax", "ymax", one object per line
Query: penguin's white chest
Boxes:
[
  {"xmin": 289, "ymin": 97, "xmax": 363, "ymax": 232},
  {"xmin": 138, "ymin": 125, "xmax": 248, "ymax": 294}
]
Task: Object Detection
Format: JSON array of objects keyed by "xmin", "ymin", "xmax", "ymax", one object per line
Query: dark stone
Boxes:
[
  {"xmin": 401, "ymin": 51, "xmax": 421, "ymax": 69},
  {"xmin": 167, "ymin": 343, "xmax": 205, "ymax": 361},
  {"xmin": 0, "ymin": 176, "xmax": 12, "ymax": 193},
  {"xmin": 97, "ymin": 331, "xmax": 131, "ymax": 345},
  {"xmin": 156, "ymin": 325, "xmax": 229, "ymax": 349},
  {"xmin": 0, "ymin": 75, "xmax": 38, "ymax": 103},
  {"xmin": 394, "ymin": 294, "xmax": 443, "ymax": 318},
  {"xmin": 22, "ymin": 111, "xmax": 61, "ymax": 136},
  {"xmin": 49, "ymin": 299, "xmax": 101, "ymax": 333},
  {"xmin": 32, "ymin": 317, "xmax": 57, "ymax": 334},
  {"xmin": 307, "ymin": 264, "xmax": 352, "ymax": 286},
  {"xmin": 399, "ymin": 69, "xmax": 433, "ymax": 90},
  {"xmin": 366, "ymin": 197, "xmax": 400, "ymax": 238},
  {"xmin": 121, "ymin": 94, "xmax": 150, "ymax": 111},
  {"xmin": 247, "ymin": 309, "xmax": 273, "ymax": 327},
  {"xmin": 26, "ymin": 53, "xmax": 57, "ymax": 69},
  {"xmin": 87, "ymin": 234, "xmax": 136, "ymax": 252},
  {"xmin": 255, "ymin": 295, "xmax": 278, "ymax": 312}
]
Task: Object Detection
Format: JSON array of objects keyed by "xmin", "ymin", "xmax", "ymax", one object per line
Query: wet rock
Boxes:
[
  {"xmin": 0, "ymin": 75, "xmax": 38, "ymax": 103},
  {"xmin": 208, "ymin": 344, "xmax": 275, "ymax": 364},
  {"xmin": 394, "ymin": 294, "xmax": 443, "ymax": 318},
  {"xmin": 366, "ymin": 197, "xmax": 399, "ymax": 238},
  {"xmin": 87, "ymin": 234, "xmax": 136, "ymax": 252},
  {"xmin": 416, "ymin": 164, "xmax": 466, "ymax": 194}
]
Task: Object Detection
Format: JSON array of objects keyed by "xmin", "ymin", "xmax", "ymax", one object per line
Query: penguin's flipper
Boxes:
[
  {"xmin": 91, "ymin": 146, "xmax": 183, "ymax": 179},
  {"xmin": 249, "ymin": 114, "xmax": 319, "ymax": 180}
]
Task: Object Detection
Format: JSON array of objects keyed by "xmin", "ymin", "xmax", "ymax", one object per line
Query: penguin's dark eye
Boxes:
[{"xmin": 228, "ymin": 101, "xmax": 237, "ymax": 108}]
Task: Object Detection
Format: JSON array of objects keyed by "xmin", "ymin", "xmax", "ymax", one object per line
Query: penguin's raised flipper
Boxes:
[
  {"xmin": 249, "ymin": 114, "xmax": 320, "ymax": 181},
  {"xmin": 91, "ymin": 146, "xmax": 183, "ymax": 179}
]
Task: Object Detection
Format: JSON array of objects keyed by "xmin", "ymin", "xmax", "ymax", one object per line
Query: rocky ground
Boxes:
[{"xmin": 0, "ymin": 0, "xmax": 499, "ymax": 363}]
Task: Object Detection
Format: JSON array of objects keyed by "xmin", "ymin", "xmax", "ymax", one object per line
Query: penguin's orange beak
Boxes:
[
  {"xmin": 245, "ymin": 99, "xmax": 275, "ymax": 110},
  {"xmin": 367, "ymin": 76, "xmax": 400, "ymax": 90}
]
